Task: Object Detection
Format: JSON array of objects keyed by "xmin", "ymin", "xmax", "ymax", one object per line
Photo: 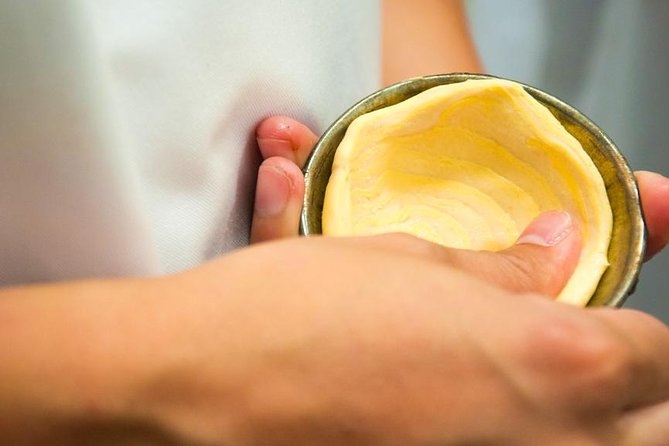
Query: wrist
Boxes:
[
  {"xmin": 125, "ymin": 270, "xmax": 242, "ymax": 445},
  {"xmin": 0, "ymin": 278, "xmax": 178, "ymax": 444}
]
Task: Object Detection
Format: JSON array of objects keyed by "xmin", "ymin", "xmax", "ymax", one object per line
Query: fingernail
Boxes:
[
  {"xmin": 516, "ymin": 211, "xmax": 574, "ymax": 247},
  {"xmin": 255, "ymin": 165, "xmax": 291, "ymax": 217}
]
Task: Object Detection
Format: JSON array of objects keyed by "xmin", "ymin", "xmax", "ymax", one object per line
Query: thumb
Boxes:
[{"xmin": 447, "ymin": 211, "xmax": 582, "ymax": 297}]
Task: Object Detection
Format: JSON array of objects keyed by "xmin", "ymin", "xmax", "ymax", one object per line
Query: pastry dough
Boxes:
[{"xmin": 322, "ymin": 79, "xmax": 612, "ymax": 305}]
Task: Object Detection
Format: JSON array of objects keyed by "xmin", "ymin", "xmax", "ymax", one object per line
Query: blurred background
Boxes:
[{"xmin": 466, "ymin": 0, "xmax": 669, "ymax": 322}]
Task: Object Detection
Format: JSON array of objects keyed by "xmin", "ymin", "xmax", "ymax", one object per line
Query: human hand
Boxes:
[
  {"xmin": 5, "ymin": 118, "xmax": 667, "ymax": 445},
  {"xmin": 138, "ymin": 219, "xmax": 668, "ymax": 445},
  {"xmin": 130, "ymin": 116, "xmax": 669, "ymax": 445},
  {"xmin": 5, "ymin": 211, "xmax": 666, "ymax": 445}
]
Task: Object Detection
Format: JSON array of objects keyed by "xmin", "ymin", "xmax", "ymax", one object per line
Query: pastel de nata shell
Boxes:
[{"xmin": 321, "ymin": 79, "xmax": 612, "ymax": 306}]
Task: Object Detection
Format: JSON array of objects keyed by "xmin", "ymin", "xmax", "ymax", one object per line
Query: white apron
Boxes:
[{"xmin": 0, "ymin": 0, "xmax": 381, "ymax": 284}]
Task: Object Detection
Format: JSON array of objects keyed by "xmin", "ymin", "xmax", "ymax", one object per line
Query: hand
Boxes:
[
  {"xmin": 138, "ymin": 222, "xmax": 668, "ymax": 445},
  {"xmin": 8, "ymin": 219, "xmax": 662, "ymax": 445},
  {"xmin": 4, "ymin": 119, "xmax": 668, "ymax": 445},
  {"xmin": 116, "ymin": 117, "xmax": 666, "ymax": 445}
]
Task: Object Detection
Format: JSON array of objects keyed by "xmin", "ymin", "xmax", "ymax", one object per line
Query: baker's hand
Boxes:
[
  {"xmin": 5, "ymin": 213, "xmax": 666, "ymax": 446},
  {"xmin": 250, "ymin": 117, "xmax": 669, "ymax": 261},
  {"xmin": 223, "ymin": 116, "xmax": 669, "ymax": 446},
  {"xmin": 6, "ymin": 117, "xmax": 668, "ymax": 445},
  {"xmin": 139, "ymin": 224, "xmax": 668, "ymax": 445}
]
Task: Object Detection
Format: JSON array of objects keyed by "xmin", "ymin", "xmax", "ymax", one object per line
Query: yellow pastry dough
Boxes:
[{"xmin": 322, "ymin": 79, "xmax": 612, "ymax": 305}]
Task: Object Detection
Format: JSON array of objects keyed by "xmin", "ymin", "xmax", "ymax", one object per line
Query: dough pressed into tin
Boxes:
[{"xmin": 322, "ymin": 79, "xmax": 612, "ymax": 305}]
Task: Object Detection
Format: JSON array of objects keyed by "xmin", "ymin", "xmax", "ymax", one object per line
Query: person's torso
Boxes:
[{"xmin": 0, "ymin": 0, "xmax": 381, "ymax": 285}]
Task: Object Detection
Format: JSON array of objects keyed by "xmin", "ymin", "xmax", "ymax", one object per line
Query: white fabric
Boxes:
[
  {"xmin": 0, "ymin": 0, "xmax": 381, "ymax": 284},
  {"xmin": 467, "ymin": 0, "xmax": 669, "ymax": 321}
]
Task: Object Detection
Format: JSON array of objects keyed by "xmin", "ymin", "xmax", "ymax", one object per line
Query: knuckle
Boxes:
[
  {"xmin": 572, "ymin": 329, "xmax": 633, "ymax": 395},
  {"xmin": 520, "ymin": 316, "xmax": 633, "ymax": 404},
  {"xmin": 521, "ymin": 315, "xmax": 588, "ymax": 367}
]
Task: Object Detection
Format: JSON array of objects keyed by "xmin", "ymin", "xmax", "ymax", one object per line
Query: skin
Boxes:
[
  {"xmin": 382, "ymin": 0, "xmax": 483, "ymax": 84},
  {"xmin": 636, "ymin": 171, "xmax": 669, "ymax": 260},
  {"xmin": 2, "ymin": 117, "xmax": 668, "ymax": 446},
  {"xmin": 2, "ymin": 1, "xmax": 669, "ymax": 444}
]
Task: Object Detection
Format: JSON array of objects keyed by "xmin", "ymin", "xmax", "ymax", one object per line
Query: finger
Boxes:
[
  {"xmin": 250, "ymin": 157, "xmax": 305, "ymax": 244},
  {"xmin": 591, "ymin": 308, "xmax": 669, "ymax": 409},
  {"xmin": 636, "ymin": 171, "xmax": 669, "ymax": 260},
  {"xmin": 256, "ymin": 116, "xmax": 318, "ymax": 168},
  {"xmin": 621, "ymin": 400, "xmax": 669, "ymax": 446},
  {"xmin": 446, "ymin": 211, "xmax": 582, "ymax": 297},
  {"xmin": 352, "ymin": 211, "xmax": 582, "ymax": 297}
]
